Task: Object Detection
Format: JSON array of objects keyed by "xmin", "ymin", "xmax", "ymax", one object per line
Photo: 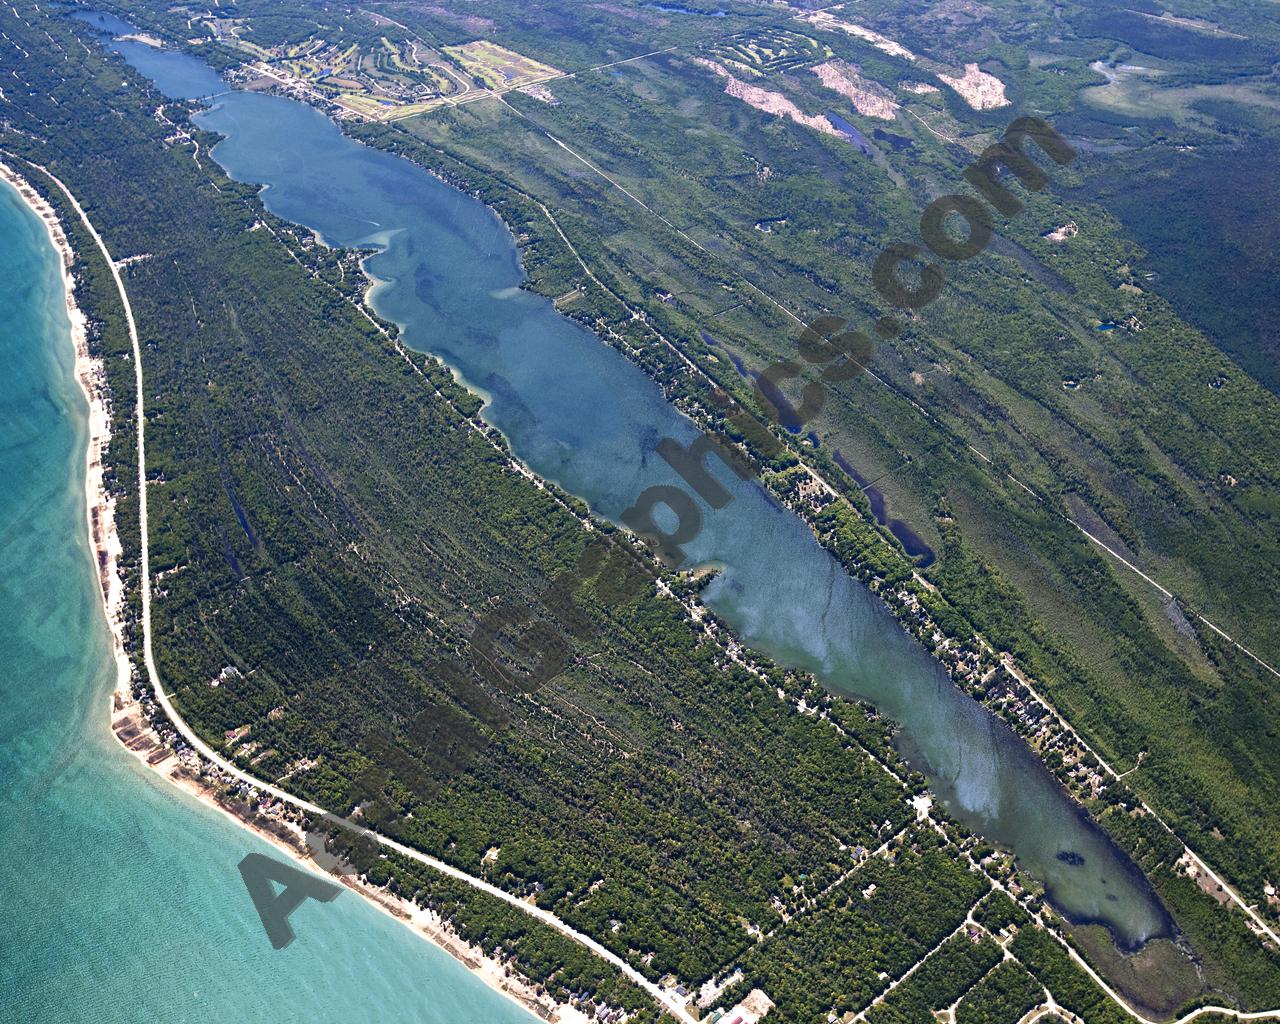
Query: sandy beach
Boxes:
[
  {"xmin": 0, "ymin": 157, "xmax": 583, "ymax": 1024},
  {"xmin": 0, "ymin": 159, "xmax": 131, "ymax": 696},
  {"xmin": 108, "ymin": 701, "xmax": 579, "ymax": 1023}
]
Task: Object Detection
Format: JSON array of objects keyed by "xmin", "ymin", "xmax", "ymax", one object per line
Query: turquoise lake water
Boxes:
[
  {"xmin": 44, "ymin": 8, "xmax": 1171, "ymax": 964},
  {"xmin": 0, "ymin": 177, "xmax": 539, "ymax": 1021}
]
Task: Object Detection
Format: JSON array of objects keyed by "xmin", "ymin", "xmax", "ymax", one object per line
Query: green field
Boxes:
[{"xmin": 443, "ymin": 39, "xmax": 560, "ymax": 90}]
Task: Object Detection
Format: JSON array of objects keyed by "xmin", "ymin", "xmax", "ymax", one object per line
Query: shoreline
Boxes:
[
  {"xmin": 0, "ymin": 159, "xmax": 130, "ymax": 696},
  {"xmin": 108, "ymin": 708, "xmax": 577, "ymax": 1023},
  {"xmin": 0, "ymin": 159, "xmax": 578, "ymax": 1024}
]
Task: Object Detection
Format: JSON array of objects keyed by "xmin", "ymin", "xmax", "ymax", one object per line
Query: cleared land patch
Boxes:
[
  {"xmin": 936, "ymin": 62, "xmax": 1010, "ymax": 109},
  {"xmin": 443, "ymin": 40, "xmax": 560, "ymax": 90},
  {"xmin": 812, "ymin": 60, "xmax": 899, "ymax": 120},
  {"xmin": 695, "ymin": 57, "xmax": 838, "ymax": 137},
  {"xmin": 799, "ymin": 11, "xmax": 917, "ymax": 62}
]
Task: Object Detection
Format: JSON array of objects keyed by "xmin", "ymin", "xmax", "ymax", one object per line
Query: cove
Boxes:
[
  {"xmin": 88, "ymin": 18, "xmax": 1170, "ymax": 948},
  {"xmin": 0, "ymin": 179, "xmax": 539, "ymax": 1020}
]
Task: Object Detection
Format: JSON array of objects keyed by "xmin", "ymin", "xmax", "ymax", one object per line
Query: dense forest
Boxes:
[
  {"xmin": 0, "ymin": 6, "xmax": 1032, "ymax": 1021},
  {"xmin": 7, "ymin": 0, "xmax": 1280, "ymax": 1018},
  {"xmin": 245, "ymin": 0, "xmax": 1280, "ymax": 1006}
]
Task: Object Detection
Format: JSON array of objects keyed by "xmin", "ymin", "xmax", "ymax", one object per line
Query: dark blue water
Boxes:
[
  {"xmin": 874, "ymin": 127, "xmax": 914, "ymax": 151},
  {"xmin": 833, "ymin": 452, "xmax": 936, "ymax": 566},
  {"xmin": 645, "ymin": 2, "xmax": 729, "ymax": 16},
  {"xmin": 86, "ymin": 20, "xmax": 1169, "ymax": 948},
  {"xmin": 826, "ymin": 112, "xmax": 875, "ymax": 155}
]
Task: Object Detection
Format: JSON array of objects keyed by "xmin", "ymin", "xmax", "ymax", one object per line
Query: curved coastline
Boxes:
[
  {"xmin": 13, "ymin": 11, "xmax": 1277, "ymax": 1024},
  {"xmin": 0, "ymin": 160, "xmax": 129, "ymax": 697},
  {"xmin": 0, "ymin": 159, "xmax": 567, "ymax": 1024}
]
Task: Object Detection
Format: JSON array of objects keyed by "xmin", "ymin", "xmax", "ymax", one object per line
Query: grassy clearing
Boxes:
[{"xmin": 443, "ymin": 40, "xmax": 560, "ymax": 90}]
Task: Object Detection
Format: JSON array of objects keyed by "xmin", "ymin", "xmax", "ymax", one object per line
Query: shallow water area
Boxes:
[
  {"xmin": 82, "ymin": 15, "xmax": 1171, "ymax": 950},
  {"xmin": 0, "ymin": 176, "xmax": 538, "ymax": 1022}
]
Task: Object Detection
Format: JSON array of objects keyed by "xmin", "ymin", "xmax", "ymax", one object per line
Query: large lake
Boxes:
[{"xmin": 70, "ymin": 11, "xmax": 1171, "ymax": 954}]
